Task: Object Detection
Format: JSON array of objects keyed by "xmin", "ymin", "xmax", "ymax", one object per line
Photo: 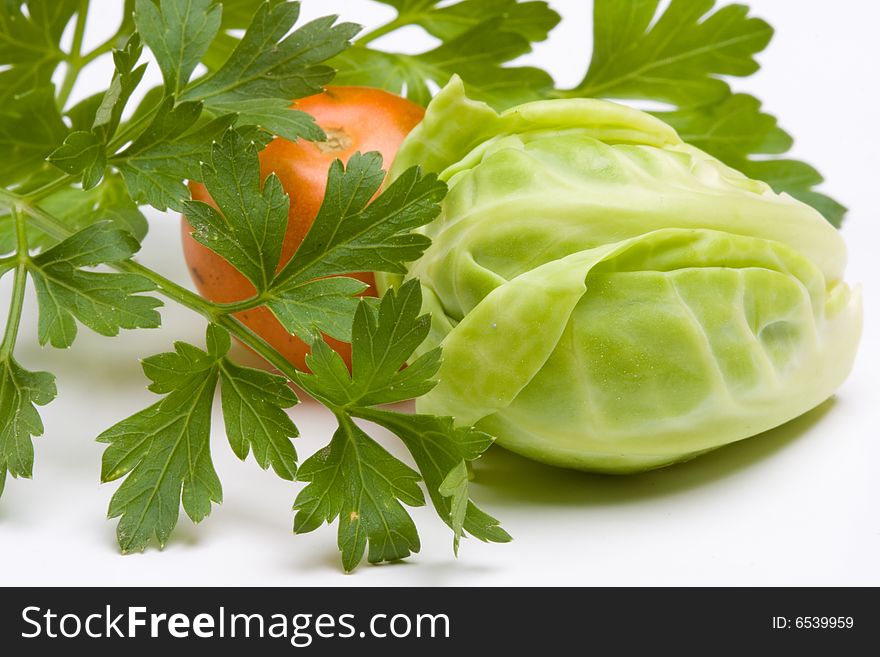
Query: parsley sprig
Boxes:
[
  {"xmin": 321, "ymin": 0, "xmax": 846, "ymax": 225},
  {"xmin": 294, "ymin": 281, "xmax": 507, "ymax": 570},
  {"xmin": 0, "ymin": 0, "xmax": 846, "ymax": 569},
  {"xmin": 0, "ymin": 0, "xmax": 506, "ymax": 569}
]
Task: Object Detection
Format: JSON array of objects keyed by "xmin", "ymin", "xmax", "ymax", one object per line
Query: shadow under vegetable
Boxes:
[{"xmin": 471, "ymin": 398, "xmax": 836, "ymax": 507}]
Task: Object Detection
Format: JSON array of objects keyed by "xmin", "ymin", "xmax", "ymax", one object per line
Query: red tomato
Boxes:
[{"xmin": 181, "ymin": 87, "xmax": 425, "ymax": 371}]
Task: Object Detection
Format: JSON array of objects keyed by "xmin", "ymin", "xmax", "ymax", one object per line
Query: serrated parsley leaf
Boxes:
[
  {"xmin": 347, "ymin": 283, "xmax": 438, "ymax": 405},
  {"xmin": 100, "ymin": 324, "xmax": 301, "ymax": 551},
  {"xmin": 0, "ymin": 358, "xmax": 57, "ymax": 499},
  {"xmin": 113, "ymin": 98, "xmax": 237, "ymax": 211},
  {"xmin": 98, "ymin": 325, "xmax": 228, "ymax": 552},
  {"xmin": 219, "ymin": 358, "xmax": 299, "ymax": 480},
  {"xmin": 206, "ymin": 98, "xmax": 325, "ymax": 143},
  {"xmin": 28, "ymin": 222, "xmax": 162, "ymax": 348},
  {"xmin": 0, "ymin": 1, "xmax": 77, "ymax": 104},
  {"xmin": 0, "ymin": 86, "xmax": 68, "ymax": 188},
  {"xmin": 333, "ymin": 17, "xmax": 553, "ymax": 109},
  {"xmin": 294, "ymin": 414, "xmax": 424, "ymax": 572},
  {"xmin": 571, "ymin": 0, "xmax": 772, "ymax": 106},
  {"xmin": 48, "ymin": 131, "xmax": 106, "ymax": 190},
  {"xmin": 657, "ymin": 94, "xmax": 847, "ymax": 226},
  {"xmin": 273, "ymin": 152, "xmax": 444, "ymax": 289},
  {"xmin": 357, "ymin": 408, "xmax": 510, "ymax": 548},
  {"xmin": 92, "ymin": 33, "xmax": 148, "ymax": 142},
  {"xmin": 183, "ymin": 129, "xmax": 289, "ymax": 291},
  {"xmin": 567, "ymin": 1, "xmax": 846, "ymax": 224},
  {"xmin": 181, "ymin": 3, "xmax": 358, "ymax": 107},
  {"xmin": 294, "ymin": 281, "xmax": 507, "ymax": 569},
  {"xmin": 330, "ymin": 0, "xmax": 558, "ymax": 108},
  {"xmin": 134, "ymin": 0, "xmax": 220, "ymax": 96},
  {"xmin": 266, "ymin": 276, "xmax": 368, "ymax": 343},
  {"xmin": 376, "ymin": 0, "xmax": 559, "ymax": 43}
]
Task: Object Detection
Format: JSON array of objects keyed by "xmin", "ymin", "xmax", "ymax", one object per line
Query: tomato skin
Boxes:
[{"xmin": 182, "ymin": 87, "xmax": 425, "ymax": 371}]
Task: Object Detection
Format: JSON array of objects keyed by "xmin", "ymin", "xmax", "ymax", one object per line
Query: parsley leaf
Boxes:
[
  {"xmin": 99, "ymin": 324, "xmax": 303, "ymax": 551},
  {"xmin": 294, "ymin": 281, "xmax": 507, "ymax": 570},
  {"xmin": 272, "ymin": 152, "xmax": 443, "ymax": 289},
  {"xmin": 27, "ymin": 222, "xmax": 162, "ymax": 348},
  {"xmin": 295, "ymin": 413, "xmax": 424, "ymax": 572},
  {"xmin": 333, "ymin": 1, "xmax": 558, "ymax": 109},
  {"xmin": 563, "ymin": 0, "xmax": 846, "ymax": 224},
  {"xmin": 112, "ymin": 98, "xmax": 239, "ymax": 211},
  {"xmin": 47, "ymin": 131, "xmax": 106, "ymax": 190},
  {"xmin": 219, "ymin": 358, "xmax": 299, "ymax": 480},
  {"xmin": 204, "ymin": 97, "xmax": 325, "ymax": 143},
  {"xmin": 181, "ymin": 2, "xmax": 358, "ymax": 108},
  {"xmin": 183, "ymin": 128, "xmax": 289, "ymax": 292},
  {"xmin": 92, "ymin": 33, "xmax": 147, "ymax": 142},
  {"xmin": 0, "ymin": 1, "xmax": 78, "ymax": 105},
  {"xmin": 98, "ymin": 326, "xmax": 228, "ymax": 552},
  {"xmin": 0, "ymin": 86, "xmax": 68, "ymax": 188},
  {"xmin": 355, "ymin": 408, "xmax": 510, "ymax": 550},
  {"xmin": 378, "ymin": 0, "xmax": 560, "ymax": 43},
  {"xmin": 134, "ymin": 0, "xmax": 221, "ymax": 97},
  {"xmin": 570, "ymin": 0, "xmax": 771, "ymax": 106},
  {"xmin": 265, "ymin": 277, "xmax": 368, "ymax": 343},
  {"xmin": 0, "ymin": 358, "xmax": 57, "ymax": 499}
]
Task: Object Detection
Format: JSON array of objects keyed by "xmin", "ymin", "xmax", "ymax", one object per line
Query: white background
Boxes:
[{"xmin": 1, "ymin": 0, "xmax": 878, "ymax": 586}]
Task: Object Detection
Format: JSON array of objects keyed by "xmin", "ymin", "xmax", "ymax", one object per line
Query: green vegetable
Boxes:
[
  {"xmin": 563, "ymin": 0, "xmax": 845, "ymax": 226},
  {"xmin": 0, "ymin": 0, "xmax": 505, "ymax": 570},
  {"xmin": 381, "ymin": 79, "xmax": 862, "ymax": 473},
  {"xmin": 0, "ymin": 0, "xmax": 857, "ymax": 569},
  {"xmin": 321, "ymin": 0, "xmax": 844, "ymax": 225},
  {"xmin": 294, "ymin": 280, "xmax": 508, "ymax": 571}
]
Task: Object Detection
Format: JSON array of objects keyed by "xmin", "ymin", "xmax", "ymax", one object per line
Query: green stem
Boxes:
[
  {"xmin": 214, "ymin": 295, "xmax": 268, "ymax": 314},
  {"xmin": 108, "ymin": 105, "xmax": 161, "ymax": 153},
  {"xmin": 11, "ymin": 193, "xmax": 305, "ymax": 383},
  {"xmin": 80, "ymin": 32, "xmax": 120, "ymax": 66},
  {"xmin": 24, "ymin": 175, "xmax": 79, "ymax": 204},
  {"xmin": 0, "ymin": 208, "xmax": 29, "ymax": 359},
  {"xmin": 215, "ymin": 314, "xmax": 303, "ymax": 383},
  {"xmin": 355, "ymin": 17, "xmax": 407, "ymax": 46},
  {"xmin": 57, "ymin": 0, "xmax": 90, "ymax": 110}
]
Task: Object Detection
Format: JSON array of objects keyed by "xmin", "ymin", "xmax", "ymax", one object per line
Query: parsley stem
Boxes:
[
  {"xmin": 214, "ymin": 314, "xmax": 304, "ymax": 383},
  {"xmin": 107, "ymin": 104, "xmax": 161, "ymax": 153},
  {"xmin": 213, "ymin": 296, "xmax": 267, "ymax": 314},
  {"xmin": 117, "ymin": 260, "xmax": 221, "ymax": 319},
  {"xmin": 0, "ymin": 208, "xmax": 29, "ymax": 359},
  {"xmin": 24, "ymin": 175, "xmax": 79, "ymax": 204},
  {"xmin": 12, "ymin": 192, "xmax": 306, "ymax": 384},
  {"xmin": 110, "ymin": 258, "xmax": 305, "ymax": 383},
  {"xmin": 57, "ymin": 0, "xmax": 90, "ymax": 111},
  {"xmin": 80, "ymin": 6, "xmax": 130, "ymax": 69},
  {"xmin": 355, "ymin": 17, "xmax": 407, "ymax": 46}
]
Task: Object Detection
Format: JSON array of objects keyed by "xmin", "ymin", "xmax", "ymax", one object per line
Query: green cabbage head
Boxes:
[{"xmin": 380, "ymin": 77, "xmax": 862, "ymax": 473}]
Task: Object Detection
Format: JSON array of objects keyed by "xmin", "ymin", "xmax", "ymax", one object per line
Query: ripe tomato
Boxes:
[{"xmin": 181, "ymin": 87, "xmax": 425, "ymax": 371}]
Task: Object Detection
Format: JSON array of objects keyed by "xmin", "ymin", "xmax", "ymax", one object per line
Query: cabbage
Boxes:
[{"xmin": 380, "ymin": 77, "xmax": 862, "ymax": 473}]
